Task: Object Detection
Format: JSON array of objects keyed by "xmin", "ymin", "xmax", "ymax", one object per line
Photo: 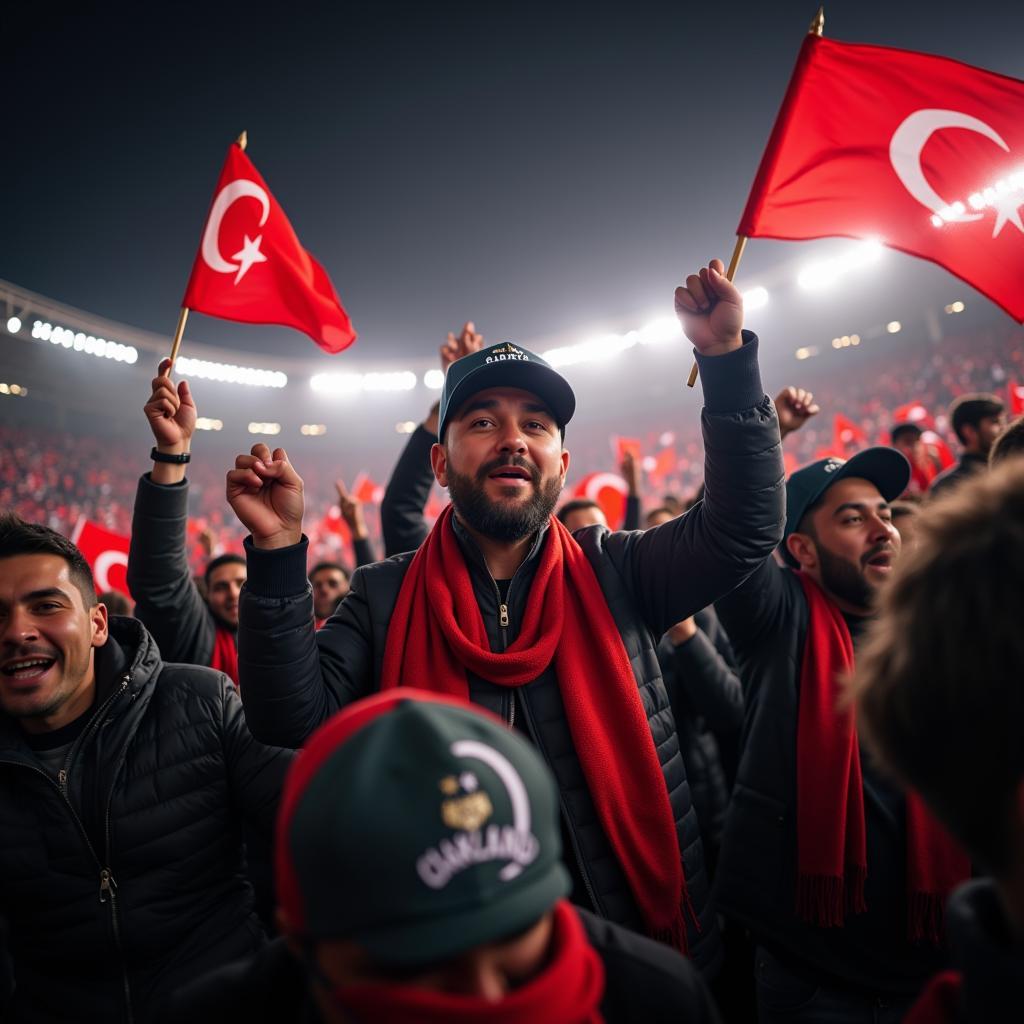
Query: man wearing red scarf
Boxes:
[
  {"xmin": 164, "ymin": 691, "xmax": 723, "ymax": 1023},
  {"xmin": 714, "ymin": 445, "xmax": 971, "ymax": 1022},
  {"xmin": 226, "ymin": 258, "xmax": 785, "ymax": 975}
]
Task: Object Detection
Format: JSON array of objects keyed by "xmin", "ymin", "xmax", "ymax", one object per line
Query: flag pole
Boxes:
[
  {"xmin": 685, "ymin": 7, "xmax": 824, "ymax": 389},
  {"xmin": 163, "ymin": 130, "xmax": 249, "ymax": 377}
]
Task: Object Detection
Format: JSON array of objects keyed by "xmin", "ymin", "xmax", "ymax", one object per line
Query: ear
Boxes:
[
  {"xmin": 961, "ymin": 423, "xmax": 979, "ymax": 448},
  {"xmin": 558, "ymin": 447, "xmax": 570, "ymax": 484},
  {"xmin": 785, "ymin": 532, "xmax": 818, "ymax": 571},
  {"xmin": 90, "ymin": 601, "xmax": 109, "ymax": 649},
  {"xmin": 430, "ymin": 442, "xmax": 448, "ymax": 488}
]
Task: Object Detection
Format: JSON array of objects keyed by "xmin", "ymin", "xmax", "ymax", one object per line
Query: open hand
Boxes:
[{"xmin": 775, "ymin": 386, "xmax": 821, "ymax": 439}]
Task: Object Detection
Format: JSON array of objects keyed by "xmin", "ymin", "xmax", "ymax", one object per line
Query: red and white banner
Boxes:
[
  {"xmin": 71, "ymin": 518, "xmax": 131, "ymax": 597},
  {"xmin": 572, "ymin": 472, "xmax": 629, "ymax": 529},
  {"xmin": 1008, "ymin": 381, "xmax": 1024, "ymax": 415},
  {"xmin": 739, "ymin": 34, "xmax": 1024, "ymax": 322},
  {"xmin": 183, "ymin": 142, "xmax": 356, "ymax": 352}
]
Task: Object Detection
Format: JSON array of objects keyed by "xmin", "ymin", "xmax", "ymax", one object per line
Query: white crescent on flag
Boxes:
[{"xmin": 200, "ymin": 179, "xmax": 271, "ymax": 284}]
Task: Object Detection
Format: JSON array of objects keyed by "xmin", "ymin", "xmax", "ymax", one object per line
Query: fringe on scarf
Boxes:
[
  {"xmin": 796, "ymin": 866, "xmax": 867, "ymax": 927},
  {"xmin": 908, "ymin": 891, "xmax": 945, "ymax": 946},
  {"xmin": 651, "ymin": 889, "xmax": 700, "ymax": 956}
]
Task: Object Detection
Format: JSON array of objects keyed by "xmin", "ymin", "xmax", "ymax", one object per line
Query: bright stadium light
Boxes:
[
  {"xmin": 177, "ymin": 356, "xmax": 286, "ymax": 388},
  {"xmin": 887, "ymin": 320, "xmax": 902, "ymax": 333},
  {"xmin": 636, "ymin": 317, "xmax": 681, "ymax": 346},
  {"xmin": 543, "ymin": 331, "xmax": 637, "ymax": 369},
  {"xmin": 742, "ymin": 286, "xmax": 769, "ymax": 311},
  {"xmin": 423, "ymin": 369, "xmax": 445, "ymax": 389},
  {"xmin": 31, "ymin": 321, "xmax": 139, "ymax": 365},
  {"xmin": 395, "ymin": 421, "xmax": 417, "ymax": 434},
  {"xmin": 6, "ymin": 316, "xmax": 22, "ymax": 334},
  {"xmin": 944, "ymin": 301, "xmax": 966, "ymax": 314},
  {"xmin": 248, "ymin": 422, "xmax": 281, "ymax": 435},
  {"xmin": 300, "ymin": 423, "xmax": 327, "ymax": 436},
  {"xmin": 794, "ymin": 347, "xmax": 819, "ymax": 360},
  {"xmin": 194, "ymin": 417, "xmax": 223, "ymax": 431},
  {"xmin": 797, "ymin": 240, "xmax": 884, "ymax": 291},
  {"xmin": 311, "ymin": 371, "xmax": 417, "ymax": 395}
]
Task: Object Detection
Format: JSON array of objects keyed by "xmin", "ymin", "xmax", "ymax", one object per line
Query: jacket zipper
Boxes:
[
  {"xmin": 516, "ymin": 691, "xmax": 603, "ymax": 914},
  {"xmin": 490, "ymin": 577, "xmax": 515, "ymax": 728},
  {"xmin": 49, "ymin": 672, "xmax": 135, "ymax": 1023}
]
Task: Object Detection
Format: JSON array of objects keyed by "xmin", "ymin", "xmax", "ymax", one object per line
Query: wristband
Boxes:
[{"xmin": 151, "ymin": 447, "xmax": 191, "ymax": 464}]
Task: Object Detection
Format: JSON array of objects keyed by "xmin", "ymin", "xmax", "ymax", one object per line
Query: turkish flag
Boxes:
[
  {"xmin": 1008, "ymin": 381, "xmax": 1024, "ymax": 415},
  {"xmin": 739, "ymin": 34, "xmax": 1024, "ymax": 322},
  {"xmin": 572, "ymin": 472, "xmax": 628, "ymax": 529},
  {"xmin": 833, "ymin": 413, "xmax": 868, "ymax": 453},
  {"xmin": 182, "ymin": 143, "xmax": 356, "ymax": 352},
  {"xmin": 648, "ymin": 446, "xmax": 677, "ymax": 483},
  {"xmin": 71, "ymin": 519, "xmax": 131, "ymax": 598}
]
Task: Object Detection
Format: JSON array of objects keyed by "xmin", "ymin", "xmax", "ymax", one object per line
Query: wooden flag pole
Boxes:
[
  {"xmin": 685, "ymin": 8, "xmax": 824, "ymax": 389},
  {"xmin": 162, "ymin": 130, "xmax": 248, "ymax": 377}
]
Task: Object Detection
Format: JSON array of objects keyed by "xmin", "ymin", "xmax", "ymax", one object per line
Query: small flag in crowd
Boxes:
[
  {"xmin": 183, "ymin": 141, "xmax": 356, "ymax": 353},
  {"xmin": 1009, "ymin": 381, "xmax": 1024, "ymax": 415},
  {"xmin": 833, "ymin": 413, "xmax": 868, "ymax": 453},
  {"xmin": 351, "ymin": 473, "xmax": 384, "ymax": 505},
  {"xmin": 613, "ymin": 436, "xmax": 643, "ymax": 466},
  {"xmin": 573, "ymin": 472, "xmax": 629, "ymax": 529},
  {"xmin": 71, "ymin": 518, "xmax": 131, "ymax": 597},
  {"xmin": 739, "ymin": 34, "xmax": 1024, "ymax": 322}
]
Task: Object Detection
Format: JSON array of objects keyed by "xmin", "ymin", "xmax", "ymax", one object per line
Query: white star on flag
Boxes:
[{"xmin": 231, "ymin": 234, "xmax": 268, "ymax": 284}]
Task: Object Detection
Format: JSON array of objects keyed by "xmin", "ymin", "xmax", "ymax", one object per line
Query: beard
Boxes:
[
  {"xmin": 447, "ymin": 455, "xmax": 563, "ymax": 544},
  {"xmin": 816, "ymin": 543, "xmax": 875, "ymax": 611}
]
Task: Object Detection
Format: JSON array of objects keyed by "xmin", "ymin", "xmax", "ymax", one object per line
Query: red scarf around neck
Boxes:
[
  {"xmin": 795, "ymin": 572, "xmax": 969, "ymax": 942},
  {"xmin": 333, "ymin": 900, "xmax": 605, "ymax": 1024},
  {"xmin": 381, "ymin": 506, "xmax": 691, "ymax": 951},
  {"xmin": 210, "ymin": 624, "xmax": 239, "ymax": 687}
]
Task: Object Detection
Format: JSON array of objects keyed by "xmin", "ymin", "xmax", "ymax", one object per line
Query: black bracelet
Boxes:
[{"xmin": 151, "ymin": 447, "xmax": 191, "ymax": 464}]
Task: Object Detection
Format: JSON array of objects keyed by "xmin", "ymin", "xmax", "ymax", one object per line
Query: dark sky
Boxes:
[{"xmin": 5, "ymin": 2, "xmax": 1024, "ymax": 365}]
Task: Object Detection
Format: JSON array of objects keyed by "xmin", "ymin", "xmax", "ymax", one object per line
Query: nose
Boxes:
[
  {"xmin": 451, "ymin": 954, "xmax": 508, "ymax": 1003},
  {"xmin": 869, "ymin": 513, "xmax": 896, "ymax": 543},
  {"xmin": 2, "ymin": 607, "xmax": 38, "ymax": 646},
  {"xmin": 496, "ymin": 420, "xmax": 528, "ymax": 456}
]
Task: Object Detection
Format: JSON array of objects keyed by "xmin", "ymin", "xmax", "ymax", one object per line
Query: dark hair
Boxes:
[
  {"xmin": 890, "ymin": 423, "xmax": 923, "ymax": 445},
  {"xmin": 949, "ymin": 393, "xmax": 1004, "ymax": 445},
  {"xmin": 0, "ymin": 513, "xmax": 97, "ymax": 605},
  {"xmin": 645, "ymin": 506, "xmax": 674, "ymax": 524},
  {"xmin": 204, "ymin": 553, "xmax": 246, "ymax": 586},
  {"xmin": 852, "ymin": 461, "xmax": 1024, "ymax": 877},
  {"xmin": 309, "ymin": 561, "xmax": 351, "ymax": 582},
  {"xmin": 99, "ymin": 590, "xmax": 133, "ymax": 616},
  {"xmin": 889, "ymin": 500, "xmax": 918, "ymax": 521},
  {"xmin": 556, "ymin": 499, "xmax": 600, "ymax": 524},
  {"xmin": 990, "ymin": 416, "xmax": 1024, "ymax": 468}
]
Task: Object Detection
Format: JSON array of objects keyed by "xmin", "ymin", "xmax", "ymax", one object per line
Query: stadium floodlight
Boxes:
[
  {"xmin": 636, "ymin": 317, "xmax": 681, "ymax": 346},
  {"xmin": 31, "ymin": 321, "xmax": 139, "ymax": 365},
  {"xmin": 6, "ymin": 316, "xmax": 22, "ymax": 334},
  {"xmin": 311, "ymin": 371, "xmax": 418, "ymax": 395},
  {"xmin": 886, "ymin": 320, "xmax": 902, "ymax": 333},
  {"xmin": 794, "ymin": 346, "xmax": 819, "ymax": 360},
  {"xmin": 423, "ymin": 369, "xmax": 445, "ymax": 389},
  {"xmin": 797, "ymin": 239, "xmax": 884, "ymax": 291},
  {"xmin": 194, "ymin": 418, "xmax": 224, "ymax": 431},
  {"xmin": 248, "ymin": 422, "xmax": 282, "ymax": 435},
  {"xmin": 542, "ymin": 331, "xmax": 636, "ymax": 369},
  {"xmin": 177, "ymin": 356, "xmax": 286, "ymax": 388},
  {"xmin": 395, "ymin": 421, "xmax": 417, "ymax": 434},
  {"xmin": 300, "ymin": 424, "xmax": 327, "ymax": 436},
  {"xmin": 944, "ymin": 301, "xmax": 966, "ymax": 314},
  {"xmin": 742, "ymin": 286, "xmax": 770, "ymax": 311}
]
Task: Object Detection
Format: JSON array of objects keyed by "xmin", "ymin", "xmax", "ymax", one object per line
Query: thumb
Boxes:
[{"xmin": 707, "ymin": 265, "xmax": 742, "ymax": 306}]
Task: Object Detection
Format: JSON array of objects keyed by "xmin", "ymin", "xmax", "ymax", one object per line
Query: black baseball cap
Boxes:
[
  {"xmin": 438, "ymin": 342, "xmax": 576, "ymax": 440},
  {"xmin": 782, "ymin": 447, "xmax": 911, "ymax": 567}
]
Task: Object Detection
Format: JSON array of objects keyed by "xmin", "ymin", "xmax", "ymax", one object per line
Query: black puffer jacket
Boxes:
[
  {"xmin": 0, "ymin": 618, "xmax": 292, "ymax": 1023},
  {"xmin": 238, "ymin": 337, "xmax": 784, "ymax": 975},
  {"xmin": 160, "ymin": 906, "xmax": 723, "ymax": 1024}
]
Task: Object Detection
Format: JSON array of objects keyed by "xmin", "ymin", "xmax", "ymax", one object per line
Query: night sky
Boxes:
[{"xmin": 5, "ymin": 2, "xmax": 1024, "ymax": 366}]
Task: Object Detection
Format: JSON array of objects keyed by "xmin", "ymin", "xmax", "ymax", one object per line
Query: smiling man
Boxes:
[
  {"xmin": 714, "ymin": 449, "xmax": 971, "ymax": 1022},
  {"xmin": 225, "ymin": 259, "xmax": 785, "ymax": 973},
  {"xmin": 0, "ymin": 514, "xmax": 291, "ymax": 1023}
]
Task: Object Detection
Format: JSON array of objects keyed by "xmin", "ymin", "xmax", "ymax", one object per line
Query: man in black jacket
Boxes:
[
  {"xmin": 0, "ymin": 514, "xmax": 291, "ymax": 1023},
  {"xmin": 164, "ymin": 690, "xmax": 721, "ymax": 1024},
  {"xmin": 714, "ymin": 446, "xmax": 970, "ymax": 1022},
  {"xmin": 930, "ymin": 393, "xmax": 1005, "ymax": 498},
  {"xmin": 225, "ymin": 258, "xmax": 785, "ymax": 975}
]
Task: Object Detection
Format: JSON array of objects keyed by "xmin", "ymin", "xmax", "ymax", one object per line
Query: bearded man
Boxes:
[{"xmin": 223, "ymin": 258, "xmax": 785, "ymax": 972}]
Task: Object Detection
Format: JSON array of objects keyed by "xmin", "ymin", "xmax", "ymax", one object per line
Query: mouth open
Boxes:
[
  {"xmin": 1, "ymin": 656, "xmax": 57, "ymax": 682},
  {"xmin": 488, "ymin": 467, "xmax": 533, "ymax": 482},
  {"xmin": 865, "ymin": 552, "xmax": 894, "ymax": 570}
]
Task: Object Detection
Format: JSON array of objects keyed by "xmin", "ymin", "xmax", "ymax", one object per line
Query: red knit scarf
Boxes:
[
  {"xmin": 209, "ymin": 624, "xmax": 239, "ymax": 687},
  {"xmin": 795, "ymin": 572, "xmax": 970, "ymax": 942},
  {"xmin": 382, "ymin": 506, "xmax": 691, "ymax": 951},
  {"xmin": 332, "ymin": 900, "xmax": 605, "ymax": 1024}
]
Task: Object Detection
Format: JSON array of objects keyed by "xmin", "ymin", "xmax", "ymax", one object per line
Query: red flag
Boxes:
[
  {"xmin": 892, "ymin": 402, "xmax": 936, "ymax": 431},
  {"xmin": 833, "ymin": 413, "xmax": 868, "ymax": 453},
  {"xmin": 351, "ymin": 473, "xmax": 384, "ymax": 505},
  {"xmin": 321, "ymin": 506, "xmax": 352, "ymax": 546},
  {"xmin": 573, "ymin": 472, "xmax": 628, "ymax": 529},
  {"xmin": 739, "ymin": 34, "xmax": 1024, "ymax": 322},
  {"xmin": 182, "ymin": 143, "xmax": 356, "ymax": 352},
  {"xmin": 648, "ymin": 446, "xmax": 677, "ymax": 483},
  {"xmin": 1009, "ymin": 381, "xmax": 1024, "ymax": 415},
  {"xmin": 613, "ymin": 436, "xmax": 643, "ymax": 465},
  {"xmin": 71, "ymin": 518, "xmax": 131, "ymax": 597}
]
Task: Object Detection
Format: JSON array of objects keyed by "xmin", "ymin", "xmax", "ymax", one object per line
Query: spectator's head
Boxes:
[
  {"xmin": 890, "ymin": 422, "xmax": 924, "ymax": 462},
  {"xmin": 645, "ymin": 507, "xmax": 675, "ymax": 529},
  {"xmin": 204, "ymin": 553, "xmax": 246, "ymax": 629},
  {"xmin": 783, "ymin": 449, "xmax": 910, "ymax": 615},
  {"xmin": 888, "ymin": 501, "xmax": 920, "ymax": 553},
  {"xmin": 99, "ymin": 589, "xmax": 133, "ymax": 618},
  {"xmin": 432, "ymin": 344, "xmax": 576, "ymax": 544},
  {"xmin": 990, "ymin": 416, "xmax": 1024, "ymax": 468},
  {"xmin": 275, "ymin": 690, "xmax": 571, "ymax": 1018},
  {"xmin": 853, "ymin": 462, "xmax": 1024, "ymax": 901},
  {"xmin": 556, "ymin": 499, "xmax": 606, "ymax": 533},
  {"xmin": 662, "ymin": 494, "xmax": 684, "ymax": 517},
  {"xmin": 949, "ymin": 393, "xmax": 1005, "ymax": 455},
  {"xmin": 310, "ymin": 562, "xmax": 351, "ymax": 621},
  {"xmin": 0, "ymin": 514, "xmax": 108, "ymax": 732}
]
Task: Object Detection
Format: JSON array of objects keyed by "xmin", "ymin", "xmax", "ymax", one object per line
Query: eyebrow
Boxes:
[{"xmin": 833, "ymin": 502, "xmax": 891, "ymax": 516}]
